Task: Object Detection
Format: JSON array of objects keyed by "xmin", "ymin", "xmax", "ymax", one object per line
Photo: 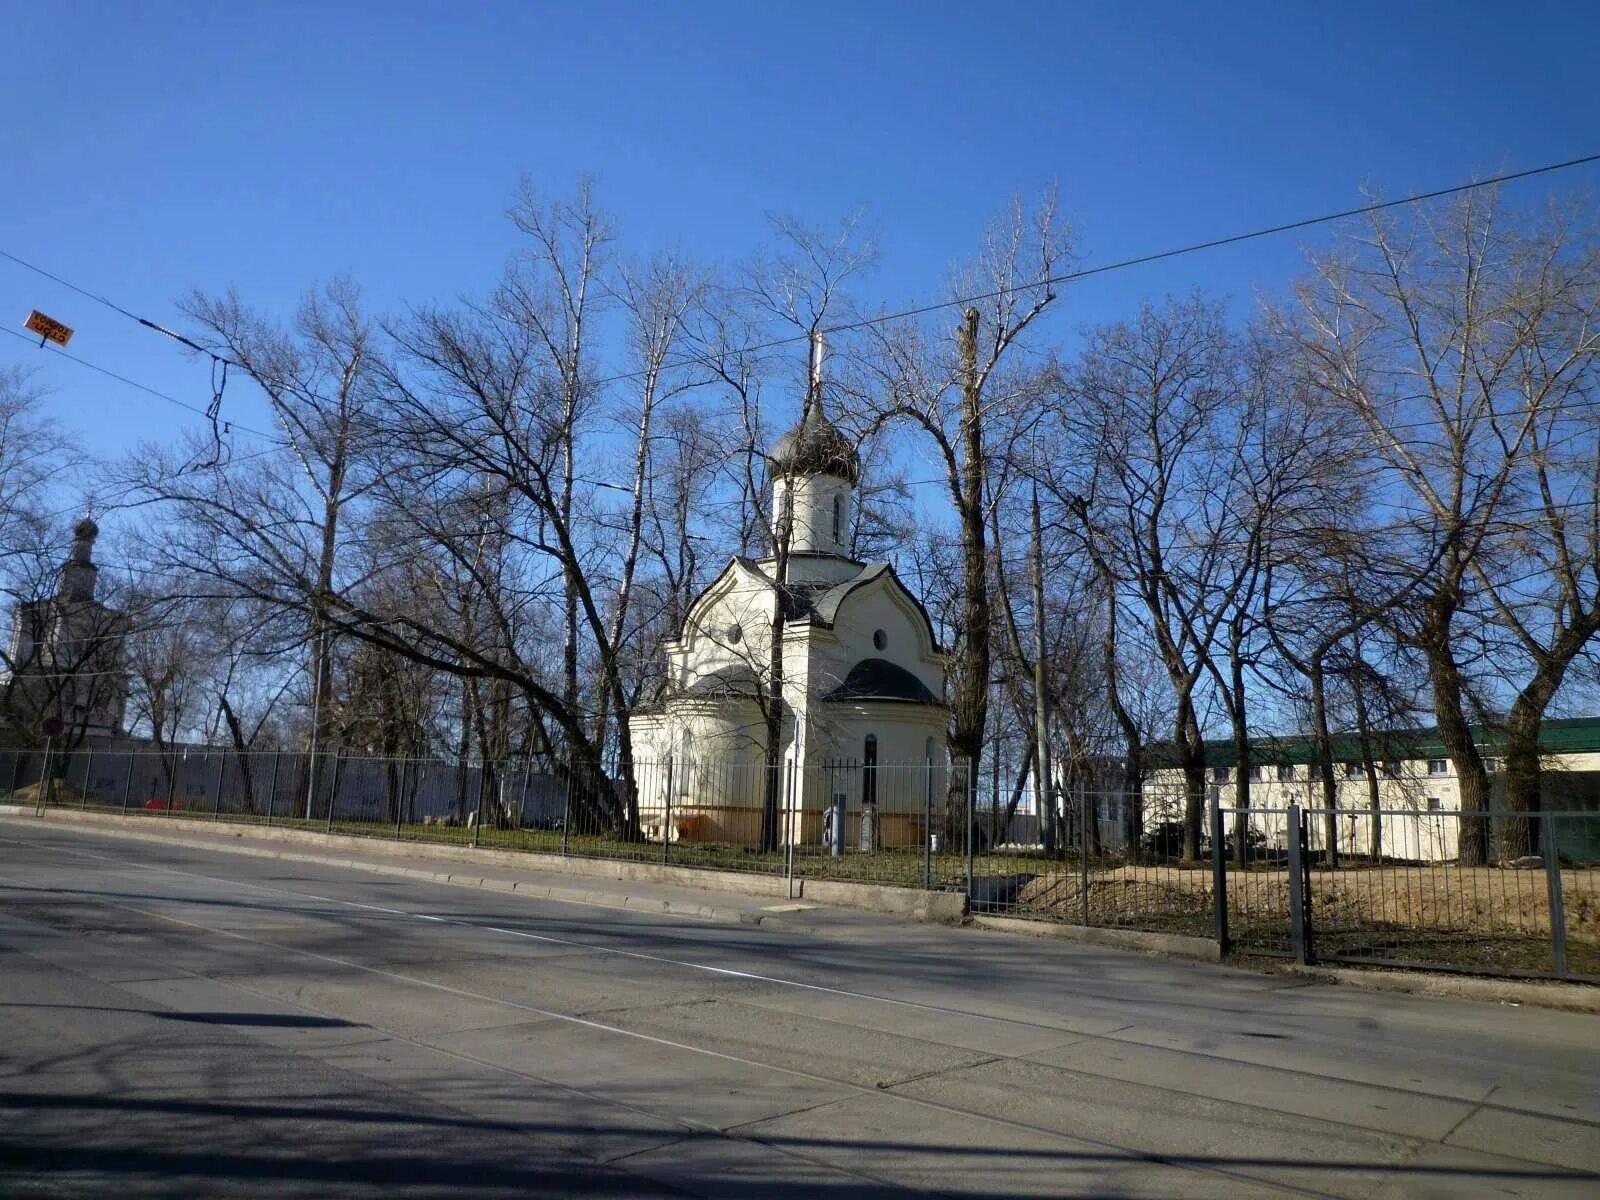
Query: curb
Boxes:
[
  {"xmin": 1270, "ymin": 962, "xmax": 1600, "ymax": 1014},
  {"xmin": 0, "ymin": 806, "xmax": 967, "ymax": 924},
  {"xmin": 0, "ymin": 810, "xmax": 766, "ymax": 926},
  {"xmin": 968, "ymin": 913, "xmax": 1222, "ymax": 962},
  {"xmin": 0, "ymin": 809, "xmax": 960, "ymax": 928}
]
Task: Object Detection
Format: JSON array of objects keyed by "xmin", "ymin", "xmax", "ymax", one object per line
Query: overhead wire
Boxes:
[
  {"xmin": 5, "ymin": 150, "xmax": 1599, "ymax": 558},
  {"xmin": 3, "ymin": 152, "xmax": 1597, "ymax": 397},
  {"xmin": 0, "ymin": 325, "xmax": 277, "ymax": 442}
]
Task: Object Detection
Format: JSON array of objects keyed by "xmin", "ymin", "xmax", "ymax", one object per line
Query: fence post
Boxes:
[
  {"xmin": 81, "ymin": 746, "xmax": 93, "ymax": 809},
  {"xmin": 785, "ymin": 758, "xmax": 797, "ymax": 900},
  {"xmin": 165, "ymin": 749, "xmax": 177, "ymax": 817},
  {"xmin": 561, "ymin": 760, "xmax": 572, "ymax": 856},
  {"xmin": 121, "ymin": 751, "xmax": 134, "ymax": 813},
  {"xmin": 395, "ymin": 758, "xmax": 408, "ymax": 841},
  {"xmin": 518, "ymin": 754, "xmax": 533, "ymax": 830},
  {"xmin": 1543, "ymin": 816, "xmax": 1569, "ymax": 978},
  {"xmin": 1286, "ymin": 803, "xmax": 1312, "ymax": 964},
  {"xmin": 324, "ymin": 749, "xmax": 342, "ymax": 832},
  {"xmin": 211, "ymin": 752, "xmax": 225, "ymax": 819},
  {"xmin": 1075, "ymin": 787, "xmax": 1088, "ymax": 926},
  {"xmin": 923, "ymin": 759, "xmax": 933, "ymax": 891},
  {"xmin": 1210, "ymin": 799, "xmax": 1230, "ymax": 958},
  {"xmin": 37, "ymin": 738, "xmax": 53, "ymax": 815},
  {"xmin": 265, "ymin": 750, "xmax": 280, "ymax": 826},
  {"xmin": 963, "ymin": 759, "xmax": 974, "ymax": 901},
  {"xmin": 472, "ymin": 763, "xmax": 485, "ymax": 848},
  {"xmin": 663, "ymin": 758, "xmax": 673, "ymax": 865},
  {"xmin": 838, "ymin": 764, "xmax": 851, "ymax": 857}
]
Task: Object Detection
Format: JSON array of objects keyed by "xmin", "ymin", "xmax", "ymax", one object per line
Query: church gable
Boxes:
[
  {"xmin": 666, "ymin": 557, "xmax": 780, "ymax": 694},
  {"xmin": 815, "ymin": 565, "xmax": 943, "ymax": 665}
]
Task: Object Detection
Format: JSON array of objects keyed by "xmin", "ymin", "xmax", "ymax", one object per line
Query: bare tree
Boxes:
[
  {"xmin": 867, "ymin": 191, "xmax": 1072, "ymax": 815},
  {"xmin": 1294, "ymin": 191, "xmax": 1600, "ymax": 862},
  {"xmin": 1061, "ymin": 295, "xmax": 1247, "ymax": 860}
]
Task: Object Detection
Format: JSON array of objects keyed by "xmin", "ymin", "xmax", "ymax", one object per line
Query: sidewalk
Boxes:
[{"xmin": 0, "ymin": 807, "xmax": 891, "ymax": 937}]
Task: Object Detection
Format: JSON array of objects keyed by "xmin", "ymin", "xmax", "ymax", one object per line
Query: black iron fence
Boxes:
[
  {"xmin": 0, "ymin": 743, "xmax": 975, "ymax": 891},
  {"xmin": 1215, "ymin": 803, "xmax": 1598, "ymax": 981},
  {"xmin": 3, "ymin": 742, "xmax": 1596, "ymax": 982}
]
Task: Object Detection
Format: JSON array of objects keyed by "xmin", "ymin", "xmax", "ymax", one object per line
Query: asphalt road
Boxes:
[{"xmin": 1, "ymin": 821, "xmax": 1596, "ymax": 1198}]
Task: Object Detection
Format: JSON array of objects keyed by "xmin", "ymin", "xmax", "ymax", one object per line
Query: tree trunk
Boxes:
[
  {"xmin": 998, "ymin": 732, "xmax": 1035, "ymax": 845},
  {"xmin": 1500, "ymin": 662, "xmax": 1568, "ymax": 860},
  {"xmin": 1312, "ymin": 652, "xmax": 1337, "ymax": 812},
  {"xmin": 1231, "ymin": 711, "xmax": 1250, "ymax": 868},
  {"xmin": 758, "ymin": 477, "xmax": 794, "ymax": 855},
  {"xmin": 948, "ymin": 308, "xmax": 991, "ymax": 805},
  {"xmin": 1229, "ymin": 646, "xmax": 1250, "ymax": 868},
  {"xmin": 1121, "ymin": 743, "xmax": 1145, "ymax": 864},
  {"xmin": 1029, "ymin": 481, "xmax": 1054, "ymax": 856},
  {"xmin": 1419, "ymin": 597, "xmax": 1489, "ymax": 865},
  {"xmin": 219, "ymin": 696, "xmax": 256, "ymax": 816},
  {"xmin": 1177, "ymin": 696, "xmax": 1206, "ymax": 861},
  {"xmin": 1500, "ymin": 620, "xmax": 1595, "ymax": 859}
]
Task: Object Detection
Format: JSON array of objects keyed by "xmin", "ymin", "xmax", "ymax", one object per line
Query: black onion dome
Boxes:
[
  {"xmin": 769, "ymin": 400, "xmax": 860, "ymax": 484},
  {"xmin": 73, "ymin": 517, "xmax": 99, "ymax": 541}
]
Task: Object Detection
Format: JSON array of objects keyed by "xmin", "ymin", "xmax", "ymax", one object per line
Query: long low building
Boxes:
[{"xmin": 1143, "ymin": 717, "xmax": 1600, "ymax": 862}]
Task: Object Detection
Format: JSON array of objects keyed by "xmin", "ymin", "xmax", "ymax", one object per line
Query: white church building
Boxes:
[{"xmin": 628, "ymin": 345, "xmax": 950, "ymax": 846}]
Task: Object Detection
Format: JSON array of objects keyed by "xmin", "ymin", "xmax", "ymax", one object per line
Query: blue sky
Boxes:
[{"xmin": 3, "ymin": 0, "xmax": 1598, "ymax": 485}]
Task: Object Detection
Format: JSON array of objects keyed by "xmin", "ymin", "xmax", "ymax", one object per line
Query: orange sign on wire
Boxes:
[{"xmin": 24, "ymin": 309, "xmax": 73, "ymax": 347}]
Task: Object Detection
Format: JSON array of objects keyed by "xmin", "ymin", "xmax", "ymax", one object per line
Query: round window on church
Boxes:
[
  {"xmin": 873, "ymin": 629, "xmax": 887, "ymax": 651},
  {"xmin": 726, "ymin": 624, "xmax": 743, "ymax": 644}
]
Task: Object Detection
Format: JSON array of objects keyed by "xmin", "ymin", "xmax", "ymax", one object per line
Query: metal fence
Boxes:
[
  {"xmin": 1216, "ymin": 803, "xmax": 1598, "ymax": 981},
  {"xmin": 3, "ymin": 742, "xmax": 1596, "ymax": 982},
  {"xmin": 0, "ymin": 743, "xmax": 974, "ymax": 891}
]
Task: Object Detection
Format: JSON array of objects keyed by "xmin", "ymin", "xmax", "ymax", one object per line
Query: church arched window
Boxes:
[{"xmin": 832, "ymin": 493, "xmax": 843, "ymax": 544}]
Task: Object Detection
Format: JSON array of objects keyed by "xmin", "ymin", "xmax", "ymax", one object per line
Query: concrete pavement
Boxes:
[{"xmin": 1, "ymin": 818, "xmax": 1596, "ymax": 1197}]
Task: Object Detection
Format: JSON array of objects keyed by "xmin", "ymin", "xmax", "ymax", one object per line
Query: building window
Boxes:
[
  {"xmin": 1214, "ymin": 765, "xmax": 1232, "ymax": 783},
  {"xmin": 1247, "ymin": 764, "xmax": 1265, "ymax": 783},
  {"xmin": 726, "ymin": 623, "xmax": 742, "ymax": 644},
  {"xmin": 1276, "ymin": 763, "xmax": 1296, "ymax": 782},
  {"xmin": 872, "ymin": 629, "xmax": 887, "ymax": 651},
  {"xmin": 862, "ymin": 734, "xmax": 878, "ymax": 806},
  {"xmin": 1343, "ymin": 761, "xmax": 1363, "ymax": 779},
  {"xmin": 1426, "ymin": 758, "xmax": 1448, "ymax": 777},
  {"xmin": 1426, "ymin": 795, "xmax": 1442, "ymax": 812},
  {"xmin": 1383, "ymin": 761, "xmax": 1403, "ymax": 779},
  {"xmin": 832, "ymin": 494, "xmax": 844, "ymax": 543}
]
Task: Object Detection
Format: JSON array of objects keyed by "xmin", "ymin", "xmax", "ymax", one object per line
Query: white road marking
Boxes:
[
  {"xmin": 0, "ymin": 855, "xmax": 1339, "ymax": 1199},
  {"xmin": 0, "ymin": 831, "xmax": 1051, "ymax": 1033}
]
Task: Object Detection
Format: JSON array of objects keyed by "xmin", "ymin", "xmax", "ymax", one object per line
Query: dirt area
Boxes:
[{"xmin": 1015, "ymin": 861, "xmax": 1600, "ymax": 942}]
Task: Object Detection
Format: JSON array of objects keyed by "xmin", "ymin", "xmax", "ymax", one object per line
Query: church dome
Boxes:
[
  {"xmin": 73, "ymin": 517, "xmax": 99, "ymax": 541},
  {"xmin": 769, "ymin": 402, "xmax": 860, "ymax": 485},
  {"xmin": 822, "ymin": 658, "xmax": 939, "ymax": 705}
]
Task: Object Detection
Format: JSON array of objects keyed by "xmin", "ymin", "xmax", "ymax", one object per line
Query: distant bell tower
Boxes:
[
  {"xmin": 768, "ymin": 332, "xmax": 860, "ymax": 565},
  {"xmin": 60, "ymin": 517, "xmax": 101, "ymax": 603}
]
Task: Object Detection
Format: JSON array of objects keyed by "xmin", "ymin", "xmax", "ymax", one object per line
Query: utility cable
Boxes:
[{"xmin": 3, "ymin": 153, "xmax": 1596, "ymax": 395}]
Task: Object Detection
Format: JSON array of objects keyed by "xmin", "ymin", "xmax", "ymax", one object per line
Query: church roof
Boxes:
[
  {"xmin": 768, "ymin": 399, "xmax": 860, "ymax": 484},
  {"xmin": 822, "ymin": 657, "xmax": 940, "ymax": 705}
]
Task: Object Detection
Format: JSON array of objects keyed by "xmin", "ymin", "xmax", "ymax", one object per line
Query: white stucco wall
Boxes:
[
  {"xmin": 773, "ymin": 471, "xmax": 852, "ymax": 557},
  {"xmin": 1145, "ymin": 753, "xmax": 1600, "ymax": 861}
]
